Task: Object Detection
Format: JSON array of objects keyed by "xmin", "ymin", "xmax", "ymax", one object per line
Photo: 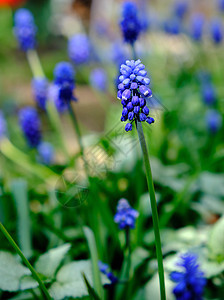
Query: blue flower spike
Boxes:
[
  {"xmin": 0, "ymin": 110, "xmax": 7, "ymax": 140},
  {"xmin": 114, "ymin": 198, "xmax": 139, "ymax": 229},
  {"xmin": 19, "ymin": 107, "xmax": 42, "ymax": 148},
  {"xmin": 37, "ymin": 142, "xmax": 55, "ymax": 165},
  {"xmin": 120, "ymin": 1, "xmax": 142, "ymax": 45},
  {"xmin": 90, "ymin": 68, "xmax": 108, "ymax": 92},
  {"xmin": 32, "ymin": 77, "xmax": 48, "ymax": 110},
  {"xmin": 98, "ymin": 261, "xmax": 118, "ymax": 285},
  {"xmin": 170, "ymin": 253, "xmax": 206, "ymax": 300},
  {"xmin": 14, "ymin": 8, "xmax": 37, "ymax": 51},
  {"xmin": 53, "ymin": 62, "xmax": 77, "ymax": 106},
  {"xmin": 206, "ymin": 109, "xmax": 222, "ymax": 133},
  {"xmin": 117, "ymin": 59, "xmax": 154, "ymax": 132},
  {"xmin": 68, "ymin": 33, "xmax": 90, "ymax": 65}
]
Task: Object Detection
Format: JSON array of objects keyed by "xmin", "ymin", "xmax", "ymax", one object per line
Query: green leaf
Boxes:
[
  {"xmin": 208, "ymin": 216, "xmax": 224, "ymax": 262},
  {"xmin": 83, "ymin": 227, "xmax": 103, "ymax": 299},
  {"xmin": 49, "ymin": 260, "xmax": 109, "ymax": 300},
  {"xmin": 198, "ymin": 172, "xmax": 224, "ymax": 197},
  {"xmin": 11, "ymin": 179, "xmax": 32, "ymax": 258},
  {"xmin": 82, "ymin": 273, "xmax": 101, "ymax": 300},
  {"xmin": 145, "ymin": 273, "xmax": 175, "ymax": 300},
  {"xmin": 0, "ymin": 251, "xmax": 38, "ymax": 292},
  {"xmin": 35, "ymin": 244, "xmax": 71, "ymax": 278}
]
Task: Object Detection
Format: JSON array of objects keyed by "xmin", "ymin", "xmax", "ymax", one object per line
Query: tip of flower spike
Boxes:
[{"xmin": 114, "ymin": 198, "xmax": 139, "ymax": 229}]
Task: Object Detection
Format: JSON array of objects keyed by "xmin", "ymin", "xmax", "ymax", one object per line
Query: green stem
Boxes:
[
  {"xmin": 26, "ymin": 50, "xmax": 45, "ymax": 78},
  {"xmin": 135, "ymin": 120, "xmax": 166, "ymax": 300},
  {"xmin": 46, "ymin": 101, "xmax": 70, "ymax": 162},
  {"xmin": 131, "ymin": 44, "xmax": 137, "ymax": 60},
  {"xmin": 68, "ymin": 103, "xmax": 88, "ymax": 174},
  {"xmin": 125, "ymin": 228, "xmax": 131, "ymax": 279},
  {"xmin": 0, "ymin": 222, "xmax": 52, "ymax": 300}
]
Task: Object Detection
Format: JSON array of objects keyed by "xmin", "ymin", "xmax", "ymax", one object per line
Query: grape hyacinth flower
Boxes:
[
  {"xmin": 19, "ymin": 107, "xmax": 41, "ymax": 148},
  {"xmin": 218, "ymin": 0, "xmax": 224, "ymax": 12},
  {"xmin": 210, "ymin": 19, "xmax": 223, "ymax": 44},
  {"xmin": 90, "ymin": 68, "xmax": 108, "ymax": 92},
  {"xmin": 170, "ymin": 253, "xmax": 206, "ymax": 300},
  {"xmin": 32, "ymin": 77, "xmax": 48, "ymax": 110},
  {"xmin": 190, "ymin": 14, "xmax": 204, "ymax": 41},
  {"xmin": 164, "ymin": 18, "xmax": 181, "ymax": 35},
  {"xmin": 68, "ymin": 33, "xmax": 90, "ymax": 65},
  {"xmin": 120, "ymin": 1, "xmax": 142, "ymax": 45},
  {"xmin": 37, "ymin": 142, "xmax": 54, "ymax": 165},
  {"xmin": 48, "ymin": 84, "xmax": 67, "ymax": 113},
  {"xmin": 14, "ymin": 8, "xmax": 37, "ymax": 51},
  {"xmin": 98, "ymin": 261, "xmax": 118, "ymax": 284},
  {"xmin": 206, "ymin": 110, "xmax": 222, "ymax": 133},
  {"xmin": 53, "ymin": 62, "xmax": 77, "ymax": 106},
  {"xmin": 0, "ymin": 110, "xmax": 7, "ymax": 140},
  {"xmin": 114, "ymin": 198, "xmax": 139, "ymax": 229},
  {"xmin": 117, "ymin": 59, "xmax": 155, "ymax": 132},
  {"xmin": 173, "ymin": 0, "xmax": 188, "ymax": 19},
  {"xmin": 201, "ymin": 84, "xmax": 216, "ymax": 106}
]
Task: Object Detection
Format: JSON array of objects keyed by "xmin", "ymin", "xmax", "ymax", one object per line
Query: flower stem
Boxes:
[
  {"xmin": 135, "ymin": 120, "xmax": 166, "ymax": 300},
  {"xmin": 125, "ymin": 228, "xmax": 131, "ymax": 279},
  {"xmin": 68, "ymin": 102, "xmax": 88, "ymax": 174},
  {"xmin": 0, "ymin": 222, "xmax": 52, "ymax": 300},
  {"xmin": 26, "ymin": 50, "xmax": 45, "ymax": 78},
  {"xmin": 131, "ymin": 44, "xmax": 137, "ymax": 60}
]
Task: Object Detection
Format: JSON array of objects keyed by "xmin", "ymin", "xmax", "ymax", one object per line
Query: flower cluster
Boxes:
[
  {"xmin": 210, "ymin": 19, "xmax": 223, "ymax": 44},
  {"xmin": 98, "ymin": 261, "xmax": 118, "ymax": 284},
  {"xmin": 32, "ymin": 77, "xmax": 48, "ymax": 110},
  {"xmin": 0, "ymin": 110, "xmax": 7, "ymax": 140},
  {"xmin": 90, "ymin": 68, "xmax": 108, "ymax": 92},
  {"xmin": 19, "ymin": 107, "xmax": 41, "ymax": 148},
  {"xmin": 190, "ymin": 14, "xmax": 204, "ymax": 41},
  {"xmin": 53, "ymin": 62, "xmax": 77, "ymax": 106},
  {"xmin": 206, "ymin": 110, "xmax": 222, "ymax": 133},
  {"xmin": 68, "ymin": 34, "xmax": 90, "ymax": 65},
  {"xmin": 14, "ymin": 8, "xmax": 37, "ymax": 51},
  {"xmin": 170, "ymin": 253, "xmax": 206, "ymax": 300},
  {"xmin": 37, "ymin": 142, "xmax": 54, "ymax": 165},
  {"xmin": 117, "ymin": 59, "xmax": 154, "ymax": 132},
  {"xmin": 114, "ymin": 198, "xmax": 139, "ymax": 229},
  {"xmin": 120, "ymin": 1, "xmax": 141, "ymax": 45},
  {"xmin": 201, "ymin": 83, "xmax": 216, "ymax": 105},
  {"xmin": 173, "ymin": 0, "xmax": 188, "ymax": 19}
]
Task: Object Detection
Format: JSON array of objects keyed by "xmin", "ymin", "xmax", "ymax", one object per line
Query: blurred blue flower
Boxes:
[
  {"xmin": 0, "ymin": 110, "xmax": 7, "ymax": 140},
  {"xmin": 173, "ymin": 0, "xmax": 188, "ymax": 19},
  {"xmin": 48, "ymin": 84, "xmax": 68, "ymax": 113},
  {"xmin": 14, "ymin": 8, "xmax": 37, "ymax": 51},
  {"xmin": 68, "ymin": 33, "xmax": 90, "ymax": 64},
  {"xmin": 37, "ymin": 142, "xmax": 54, "ymax": 165},
  {"xmin": 120, "ymin": 1, "xmax": 142, "ymax": 45},
  {"xmin": 32, "ymin": 77, "xmax": 48, "ymax": 110},
  {"xmin": 210, "ymin": 19, "xmax": 223, "ymax": 44},
  {"xmin": 98, "ymin": 261, "xmax": 118, "ymax": 284},
  {"xmin": 190, "ymin": 14, "xmax": 204, "ymax": 41},
  {"xmin": 90, "ymin": 68, "xmax": 108, "ymax": 92},
  {"xmin": 170, "ymin": 253, "xmax": 206, "ymax": 300},
  {"xmin": 201, "ymin": 84, "xmax": 216, "ymax": 106},
  {"xmin": 114, "ymin": 198, "xmax": 139, "ymax": 229},
  {"xmin": 206, "ymin": 110, "xmax": 222, "ymax": 133},
  {"xmin": 164, "ymin": 18, "xmax": 181, "ymax": 35},
  {"xmin": 54, "ymin": 62, "xmax": 77, "ymax": 105},
  {"xmin": 218, "ymin": 0, "xmax": 224, "ymax": 12},
  {"xmin": 117, "ymin": 59, "xmax": 154, "ymax": 132},
  {"xmin": 19, "ymin": 107, "xmax": 41, "ymax": 148}
]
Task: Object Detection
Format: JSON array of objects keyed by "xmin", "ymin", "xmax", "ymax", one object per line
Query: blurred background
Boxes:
[{"xmin": 0, "ymin": 0, "xmax": 224, "ymax": 299}]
